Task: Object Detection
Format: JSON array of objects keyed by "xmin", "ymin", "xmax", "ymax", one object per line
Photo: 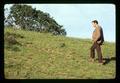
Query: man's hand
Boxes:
[{"xmin": 97, "ymin": 40, "xmax": 101, "ymax": 44}]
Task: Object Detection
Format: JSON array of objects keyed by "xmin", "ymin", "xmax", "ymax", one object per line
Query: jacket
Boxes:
[{"xmin": 92, "ymin": 25, "xmax": 104, "ymax": 45}]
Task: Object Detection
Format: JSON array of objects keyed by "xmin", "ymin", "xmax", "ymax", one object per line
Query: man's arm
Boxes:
[{"xmin": 94, "ymin": 27, "xmax": 100, "ymax": 42}]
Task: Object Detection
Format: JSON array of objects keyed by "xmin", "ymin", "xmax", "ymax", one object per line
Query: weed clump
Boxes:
[
  {"xmin": 5, "ymin": 32, "xmax": 24, "ymax": 38},
  {"xmin": 60, "ymin": 43, "xmax": 65, "ymax": 47},
  {"xmin": 4, "ymin": 32, "xmax": 22, "ymax": 51}
]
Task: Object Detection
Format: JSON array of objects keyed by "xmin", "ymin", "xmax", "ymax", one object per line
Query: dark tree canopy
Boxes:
[{"xmin": 5, "ymin": 4, "xmax": 67, "ymax": 36}]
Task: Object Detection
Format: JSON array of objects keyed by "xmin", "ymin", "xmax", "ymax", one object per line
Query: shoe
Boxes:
[
  {"xmin": 89, "ymin": 58, "xmax": 95, "ymax": 62},
  {"xmin": 98, "ymin": 61, "xmax": 105, "ymax": 65},
  {"xmin": 97, "ymin": 62, "xmax": 103, "ymax": 66}
]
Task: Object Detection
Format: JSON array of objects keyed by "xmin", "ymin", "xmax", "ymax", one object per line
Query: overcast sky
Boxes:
[{"xmin": 4, "ymin": 4, "xmax": 115, "ymax": 42}]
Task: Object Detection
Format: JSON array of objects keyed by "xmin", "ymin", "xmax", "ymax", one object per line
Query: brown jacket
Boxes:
[{"xmin": 92, "ymin": 25, "xmax": 104, "ymax": 45}]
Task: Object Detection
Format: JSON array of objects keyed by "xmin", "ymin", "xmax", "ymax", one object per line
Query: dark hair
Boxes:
[{"xmin": 92, "ymin": 20, "xmax": 98, "ymax": 24}]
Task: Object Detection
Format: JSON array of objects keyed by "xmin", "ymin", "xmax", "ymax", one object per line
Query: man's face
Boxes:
[{"xmin": 92, "ymin": 22, "xmax": 96, "ymax": 28}]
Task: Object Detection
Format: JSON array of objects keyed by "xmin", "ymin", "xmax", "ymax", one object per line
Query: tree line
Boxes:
[{"xmin": 5, "ymin": 4, "xmax": 67, "ymax": 36}]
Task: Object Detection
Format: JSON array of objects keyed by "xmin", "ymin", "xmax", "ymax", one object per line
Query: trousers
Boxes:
[{"xmin": 90, "ymin": 42, "xmax": 103, "ymax": 63}]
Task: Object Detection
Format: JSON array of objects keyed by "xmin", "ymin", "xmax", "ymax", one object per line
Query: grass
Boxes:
[{"xmin": 4, "ymin": 27, "xmax": 115, "ymax": 79}]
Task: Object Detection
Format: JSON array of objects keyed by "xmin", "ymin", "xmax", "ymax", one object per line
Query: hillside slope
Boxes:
[{"xmin": 4, "ymin": 28, "xmax": 115, "ymax": 79}]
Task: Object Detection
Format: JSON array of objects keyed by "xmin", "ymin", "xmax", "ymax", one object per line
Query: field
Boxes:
[{"xmin": 4, "ymin": 27, "xmax": 115, "ymax": 79}]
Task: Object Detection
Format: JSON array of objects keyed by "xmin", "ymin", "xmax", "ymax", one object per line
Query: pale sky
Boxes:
[{"xmin": 4, "ymin": 4, "xmax": 115, "ymax": 42}]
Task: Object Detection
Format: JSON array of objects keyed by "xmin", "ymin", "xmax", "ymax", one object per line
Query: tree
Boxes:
[{"xmin": 5, "ymin": 4, "xmax": 67, "ymax": 36}]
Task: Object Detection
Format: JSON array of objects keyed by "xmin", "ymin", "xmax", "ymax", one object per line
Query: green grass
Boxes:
[{"xmin": 4, "ymin": 27, "xmax": 115, "ymax": 79}]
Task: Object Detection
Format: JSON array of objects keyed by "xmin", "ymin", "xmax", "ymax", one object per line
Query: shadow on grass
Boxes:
[
  {"xmin": 96, "ymin": 57, "xmax": 115, "ymax": 65},
  {"xmin": 102, "ymin": 57, "xmax": 116, "ymax": 65}
]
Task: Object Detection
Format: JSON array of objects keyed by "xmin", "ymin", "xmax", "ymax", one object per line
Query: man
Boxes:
[{"xmin": 90, "ymin": 20, "xmax": 104, "ymax": 64}]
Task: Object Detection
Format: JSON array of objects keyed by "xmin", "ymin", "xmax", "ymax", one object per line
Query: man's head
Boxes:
[{"xmin": 92, "ymin": 20, "xmax": 98, "ymax": 28}]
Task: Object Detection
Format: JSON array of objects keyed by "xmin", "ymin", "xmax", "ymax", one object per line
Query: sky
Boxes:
[{"xmin": 4, "ymin": 4, "xmax": 115, "ymax": 42}]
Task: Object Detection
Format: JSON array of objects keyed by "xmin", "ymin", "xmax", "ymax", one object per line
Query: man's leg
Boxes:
[
  {"xmin": 90, "ymin": 43, "xmax": 96, "ymax": 59},
  {"xmin": 96, "ymin": 43, "xmax": 103, "ymax": 63}
]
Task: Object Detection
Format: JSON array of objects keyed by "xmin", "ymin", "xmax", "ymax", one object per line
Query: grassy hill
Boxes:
[{"xmin": 4, "ymin": 27, "xmax": 115, "ymax": 79}]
